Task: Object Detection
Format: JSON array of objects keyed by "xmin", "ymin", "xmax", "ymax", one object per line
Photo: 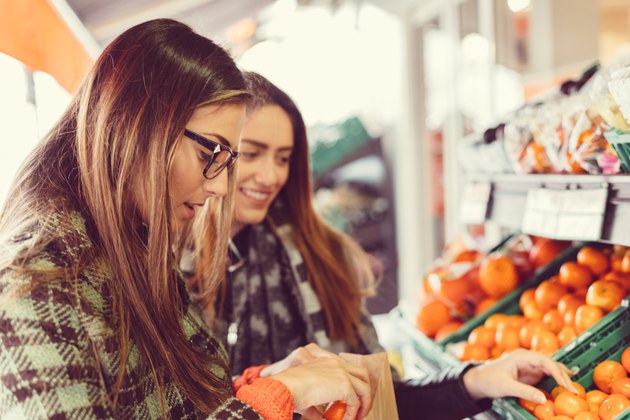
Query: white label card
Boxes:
[
  {"xmin": 522, "ymin": 187, "xmax": 608, "ymax": 240},
  {"xmin": 459, "ymin": 182, "xmax": 492, "ymax": 224}
]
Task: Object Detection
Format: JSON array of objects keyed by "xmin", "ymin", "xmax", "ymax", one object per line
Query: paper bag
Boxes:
[{"xmin": 339, "ymin": 352, "xmax": 399, "ymax": 420}]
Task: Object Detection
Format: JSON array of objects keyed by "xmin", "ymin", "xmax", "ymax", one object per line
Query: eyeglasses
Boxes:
[{"xmin": 184, "ymin": 129, "xmax": 240, "ymax": 179}]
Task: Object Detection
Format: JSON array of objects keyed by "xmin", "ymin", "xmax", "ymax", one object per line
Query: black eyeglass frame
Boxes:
[{"xmin": 183, "ymin": 129, "xmax": 240, "ymax": 179}]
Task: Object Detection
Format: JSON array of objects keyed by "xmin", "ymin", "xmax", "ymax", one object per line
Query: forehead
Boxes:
[
  {"xmin": 242, "ymin": 105, "xmax": 294, "ymax": 149},
  {"xmin": 187, "ymin": 103, "xmax": 247, "ymax": 147}
]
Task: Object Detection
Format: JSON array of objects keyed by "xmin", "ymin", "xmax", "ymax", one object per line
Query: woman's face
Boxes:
[
  {"xmin": 169, "ymin": 103, "xmax": 246, "ymax": 224},
  {"xmin": 234, "ymin": 104, "xmax": 294, "ymax": 229}
]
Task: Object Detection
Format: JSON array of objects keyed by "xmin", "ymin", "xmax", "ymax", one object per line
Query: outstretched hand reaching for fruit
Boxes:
[{"xmin": 463, "ymin": 349, "xmax": 575, "ymax": 403}]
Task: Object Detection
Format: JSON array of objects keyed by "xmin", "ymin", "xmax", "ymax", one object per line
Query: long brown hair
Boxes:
[
  {"xmin": 0, "ymin": 19, "xmax": 248, "ymax": 415},
  {"xmin": 241, "ymin": 72, "xmax": 374, "ymax": 350}
]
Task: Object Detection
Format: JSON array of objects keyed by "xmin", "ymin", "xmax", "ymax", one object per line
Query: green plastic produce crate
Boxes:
[
  {"xmin": 494, "ymin": 300, "xmax": 630, "ymax": 420},
  {"xmin": 440, "ymin": 244, "xmax": 582, "ymax": 349}
]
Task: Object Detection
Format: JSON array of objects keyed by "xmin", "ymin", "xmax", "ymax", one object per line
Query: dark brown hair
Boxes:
[
  {"xmin": 241, "ymin": 72, "xmax": 374, "ymax": 350},
  {"xmin": 0, "ymin": 19, "xmax": 248, "ymax": 415}
]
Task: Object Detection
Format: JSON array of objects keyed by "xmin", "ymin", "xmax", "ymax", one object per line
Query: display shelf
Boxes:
[{"xmin": 464, "ymin": 174, "xmax": 630, "ymax": 245}]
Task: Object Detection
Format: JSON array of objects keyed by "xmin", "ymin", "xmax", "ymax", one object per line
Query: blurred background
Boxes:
[{"xmin": 1, "ymin": 0, "xmax": 629, "ymax": 316}]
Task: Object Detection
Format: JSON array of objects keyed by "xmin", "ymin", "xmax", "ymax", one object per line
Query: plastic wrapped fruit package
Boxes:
[
  {"xmin": 503, "ymin": 108, "xmax": 555, "ymax": 174},
  {"xmin": 565, "ymin": 110, "xmax": 621, "ymax": 174}
]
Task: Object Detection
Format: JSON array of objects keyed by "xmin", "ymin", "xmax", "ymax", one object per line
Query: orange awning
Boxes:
[{"xmin": 0, "ymin": 0, "xmax": 94, "ymax": 92}]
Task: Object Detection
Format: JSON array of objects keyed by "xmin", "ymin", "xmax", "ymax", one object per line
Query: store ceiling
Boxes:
[{"xmin": 64, "ymin": 0, "xmax": 274, "ymax": 47}]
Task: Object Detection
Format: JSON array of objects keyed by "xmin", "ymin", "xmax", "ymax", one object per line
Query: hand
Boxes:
[
  {"xmin": 463, "ymin": 349, "xmax": 575, "ymax": 404},
  {"xmin": 270, "ymin": 357, "xmax": 373, "ymax": 419},
  {"xmin": 261, "ymin": 343, "xmax": 337, "ymax": 377}
]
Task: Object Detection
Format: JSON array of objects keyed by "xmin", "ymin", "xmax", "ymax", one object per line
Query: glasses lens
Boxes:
[{"xmin": 206, "ymin": 150, "xmax": 232, "ymax": 179}]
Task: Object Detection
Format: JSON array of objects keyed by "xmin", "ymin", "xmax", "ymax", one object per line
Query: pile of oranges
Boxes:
[
  {"xmin": 416, "ymin": 236, "xmax": 571, "ymax": 340},
  {"xmin": 519, "ymin": 346, "xmax": 630, "ymax": 419},
  {"xmin": 456, "ymin": 245, "xmax": 630, "ymax": 362}
]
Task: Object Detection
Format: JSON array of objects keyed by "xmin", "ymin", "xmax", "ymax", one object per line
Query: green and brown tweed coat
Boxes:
[{"xmin": 0, "ymin": 210, "xmax": 262, "ymax": 419}]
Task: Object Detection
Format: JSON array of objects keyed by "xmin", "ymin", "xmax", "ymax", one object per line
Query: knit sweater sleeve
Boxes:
[{"xmin": 0, "ymin": 272, "xmax": 116, "ymax": 419}]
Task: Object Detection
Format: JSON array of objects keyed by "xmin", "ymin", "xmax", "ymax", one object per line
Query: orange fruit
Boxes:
[
  {"xmin": 520, "ymin": 320, "xmax": 547, "ymax": 349},
  {"xmin": 622, "ymin": 249, "xmax": 630, "ymax": 273},
  {"xmin": 622, "ymin": 346, "xmax": 630, "ymax": 373},
  {"xmin": 506, "ymin": 315, "xmax": 528, "ymax": 329},
  {"xmin": 557, "ymin": 325, "xmax": 576, "ymax": 347},
  {"xmin": 557, "ymin": 294, "xmax": 584, "ymax": 316},
  {"xmin": 611, "ymin": 377, "xmax": 630, "ymax": 399},
  {"xmin": 594, "ymin": 361, "xmax": 628, "ymax": 393},
  {"xmin": 416, "ymin": 300, "xmax": 451, "ymax": 337},
  {"xmin": 459, "ymin": 343, "xmax": 490, "ymax": 361},
  {"xmin": 533, "ymin": 399, "xmax": 555, "ymax": 419},
  {"xmin": 542, "ymin": 309, "xmax": 564, "ymax": 334},
  {"xmin": 530, "ymin": 238, "xmax": 570, "ymax": 268},
  {"xmin": 479, "ymin": 256, "xmax": 519, "ymax": 298},
  {"xmin": 585, "ymin": 280, "xmax": 624, "ymax": 312},
  {"xmin": 434, "ymin": 321, "xmax": 463, "ymax": 342},
  {"xmin": 495, "ymin": 327, "xmax": 520, "ymax": 351},
  {"xmin": 585, "ymin": 389, "xmax": 609, "ymax": 406},
  {"xmin": 468, "ymin": 326, "xmax": 495, "ymax": 348},
  {"xmin": 531, "ymin": 330, "xmax": 559, "ymax": 355},
  {"xmin": 611, "ymin": 252, "xmax": 624, "ymax": 272},
  {"xmin": 535, "ymin": 281, "xmax": 568, "ymax": 312},
  {"xmin": 551, "ymin": 382, "xmax": 586, "ymax": 399},
  {"xmin": 574, "ymin": 412, "xmax": 598, "ymax": 420},
  {"xmin": 577, "ymin": 246, "xmax": 609, "ymax": 275},
  {"xmin": 523, "ymin": 300, "xmax": 545, "ymax": 321},
  {"xmin": 519, "ymin": 397, "xmax": 538, "ymax": 413},
  {"xmin": 553, "ymin": 392, "xmax": 589, "ymax": 417},
  {"xmin": 559, "ymin": 262, "xmax": 593, "ymax": 290},
  {"xmin": 563, "ymin": 309, "xmax": 576, "ymax": 328},
  {"xmin": 601, "ymin": 271, "xmax": 630, "ymax": 292},
  {"xmin": 324, "ymin": 400, "xmax": 347, "ymax": 420},
  {"xmin": 474, "ymin": 298, "xmax": 498, "ymax": 316},
  {"xmin": 520, "ymin": 289, "xmax": 536, "ymax": 311},
  {"xmin": 453, "ymin": 249, "xmax": 480, "ymax": 263},
  {"xmin": 599, "ymin": 394, "xmax": 630, "ymax": 420},
  {"xmin": 484, "ymin": 313, "xmax": 510, "ymax": 330},
  {"xmin": 574, "ymin": 305, "xmax": 604, "ymax": 334}
]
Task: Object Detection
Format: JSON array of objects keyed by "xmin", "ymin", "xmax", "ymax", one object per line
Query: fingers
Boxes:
[
  {"xmin": 503, "ymin": 380, "xmax": 547, "ymax": 404},
  {"xmin": 348, "ymin": 373, "xmax": 373, "ymax": 418},
  {"xmin": 530, "ymin": 354, "xmax": 575, "ymax": 392}
]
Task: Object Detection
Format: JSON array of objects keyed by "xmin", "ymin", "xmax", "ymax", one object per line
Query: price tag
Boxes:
[
  {"xmin": 522, "ymin": 187, "xmax": 608, "ymax": 241},
  {"xmin": 459, "ymin": 182, "xmax": 491, "ymax": 224}
]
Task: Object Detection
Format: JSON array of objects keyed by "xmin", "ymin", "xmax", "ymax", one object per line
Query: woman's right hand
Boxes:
[{"xmin": 270, "ymin": 357, "xmax": 373, "ymax": 419}]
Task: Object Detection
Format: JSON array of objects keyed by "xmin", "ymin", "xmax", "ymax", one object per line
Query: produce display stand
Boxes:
[{"xmin": 394, "ymin": 173, "xmax": 630, "ymax": 419}]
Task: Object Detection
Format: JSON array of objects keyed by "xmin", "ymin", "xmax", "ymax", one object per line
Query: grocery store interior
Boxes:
[{"xmin": 3, "ymin": 0, "xmax": 630, "ymax": 418}]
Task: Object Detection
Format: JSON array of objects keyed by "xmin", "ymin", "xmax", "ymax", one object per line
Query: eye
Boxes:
[
  {"xmin": 198, "ymin": 150, "xmax": 212, "ymax": 162},
  {"xmin": 240, "ymin": 151, "xmax": 259, "ymax": 160},
  {"xmin": 276, "ymin": 155, "xmax": 291, "ymax": 165}
]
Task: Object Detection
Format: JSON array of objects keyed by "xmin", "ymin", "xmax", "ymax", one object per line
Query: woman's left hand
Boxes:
[{"xmin": 463, "ymin": 349, "xmax": 576, "ymax": 404}]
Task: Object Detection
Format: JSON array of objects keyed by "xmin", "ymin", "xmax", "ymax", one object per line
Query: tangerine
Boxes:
[
  {"xmin": 577, "ymin": 246, "xmax": 609, "ymax": 275},
  {"xmin": 520, "ymin": 289, "xmax": 536, "ymax": 311},
  {"xmin": 599, "ymin": 394, "xmax": 630, "ymax": 420},
  {"xmin": 531, "ymin": 330, "xmax": 559, "ymax": 355},
  {"xmin": 557, "ymin": 325, "xmax": 576, "ymax": 347},
  {"xmin": 559, "ymin": 262, "xmax": 593, "ymax": 290},
  {"xmin": 416, "ymin": 300, "xmax": 451, "ymax": 337},
  {"xmin": 520, "ymin": 320, "xmax": 547, "ymax": 349},
  {"xmin": 611, "ymin": 377, "xmax": 630, "ymax": 399},
  {"xmin": 530, "ymin": 238, "xmax": 570, "ymax": 269},
  {"xmin": 495, "ymin": 327, "xmax": 521, "ymax": 351},
  {"xmin": 468, "ymin": 326, "xmax": 495, "ymax": 348},
  {"xmin": 459, "ymin": 343, "xmax": 490, "ymax": 361},
  {"xmin": 542, "ymin": 309, "xmax": 564, "ymax": 334},
  {"xmin": 553, "ymin": 392, "xmax": 589, "ymax": 417},
  {"xmin": 533, "ymin": 399, "xmax": 555, "ymax": 420},
  {"xmin": 434, "ymin": 321, "xmax": 463, "ymax": 342},
  {"xmin": 479, "ymin": 256, "xmax": 519, "ymax": 298},
  {"xmin": 594, "ymin": 361, "xmax": 628, "ymax": 393},
  {"xmin": 574, "ymin": 305, "xmax": 604, "ymax": 334},
  {"xmin": 622, "ymin": 346, "xmax": 630, "ymax": 373},
  {"xmin": 474, "ymin": 297, "xmax": 498, "ymax": 316},
  {"xmin": 324, "ymin": 400, "xmax": 347, "ymax": 420},
  {"xmin": 585, "ymin": 280, "xmax": 624, "ymax": 312}
]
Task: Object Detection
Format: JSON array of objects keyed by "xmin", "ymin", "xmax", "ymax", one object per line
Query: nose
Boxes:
[
  {"xmin": 202, "ymin": 167, "xmax": 228, "ymax": 198},
  {"xmin": 253, "ymin": 156, "xmax": 280, "ymax": 186}
]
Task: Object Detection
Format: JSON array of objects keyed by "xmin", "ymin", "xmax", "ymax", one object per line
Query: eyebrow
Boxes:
[
  {"xmin": 202, "ymin": 132, "xmax": 231, "ymax": 148},
  {"xmin": 241, "ymin": 138, "xmax": 293, "ymax": 152}
]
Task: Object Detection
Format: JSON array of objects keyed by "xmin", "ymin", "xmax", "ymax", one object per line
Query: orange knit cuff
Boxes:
[
  {"xmin": 233, "ymin": 364, "xmax": 269, "ymax": 392},
  {"xmin": 236, "ymin": 377, "xmax": 294, "ymax": 420}
]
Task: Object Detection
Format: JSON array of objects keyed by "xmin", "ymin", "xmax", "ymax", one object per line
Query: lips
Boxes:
[{"xmin": 240, "ymin": 188, "xmax": 273, "ymax": 206}]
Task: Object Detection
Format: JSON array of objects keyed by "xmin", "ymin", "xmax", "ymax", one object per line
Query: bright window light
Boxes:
[{"xmin": 507, "ymin": 0, "xmax": 531, "ymax": 13}]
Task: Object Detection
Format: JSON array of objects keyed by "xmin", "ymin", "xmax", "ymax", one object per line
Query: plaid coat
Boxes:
[{"xmin": 0, "ymin": 210, "xmax": 262, "ymax": 419}]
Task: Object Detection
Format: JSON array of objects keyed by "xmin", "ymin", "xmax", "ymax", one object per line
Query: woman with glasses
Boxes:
[
  {"xmin": 206, "ymin": 72, "xmax": 576, "ymax": 419},
  {"xmin": 0, "ymin": 20, "xmax": 374, "ymax": 419}
]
